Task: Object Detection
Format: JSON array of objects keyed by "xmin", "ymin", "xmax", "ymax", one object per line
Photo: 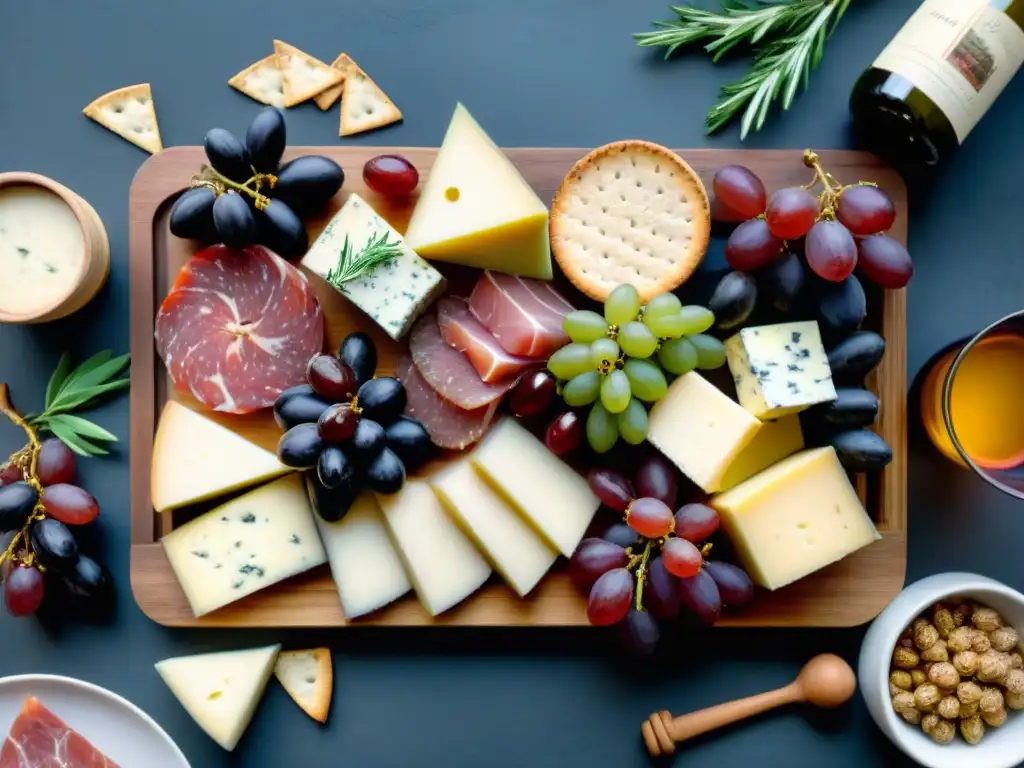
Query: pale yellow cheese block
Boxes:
[
  {"xmin": 83, "ymin": 83, "xmax": 162, "ymax": 154},
  {"xmin": 715, "ymin": 414, "xmax": 804, "ymax": 492},
  {"xmin": 273, "ymin": 40, "xmax": 344, "ymax": 107},
  {"xmin": 403, "ymin": 103, "xmax": 551, "ymax": 279}
]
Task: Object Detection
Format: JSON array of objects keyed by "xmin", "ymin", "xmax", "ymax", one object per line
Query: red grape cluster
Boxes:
[
  {"xmin": 569, "ymin": 453, "xmax": 754, "ymax": 654},
  {"xmin": 0, "ymin": 439, "xmax": 112, "ymax": 619}
]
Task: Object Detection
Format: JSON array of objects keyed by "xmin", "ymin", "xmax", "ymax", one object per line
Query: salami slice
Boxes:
[
  {"xmin": 155, "ymin": 244, "xmax": 324, "ymax": 414},
  {"xmin": 396, "ymin": 355, "xmax": 497, "ymax": 450}
]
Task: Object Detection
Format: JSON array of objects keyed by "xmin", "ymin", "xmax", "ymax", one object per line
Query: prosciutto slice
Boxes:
[
  {"xmin": 468, "ymin": 271, "xmax": 573, "ymax": 358},
  {"xmin": 436, "ymin": 297, "xmax": 535, "ymax": 383},
  {"xmin": 0, "ymin": 697, "xmax": 118, "ymax": 767},
  {"xmin": 155, "ymin": 244, "xmax": 324, "ymax": 414},
  {"xmin": 396, "ymin": 356, "xmax": 498, "ymax": 450}
]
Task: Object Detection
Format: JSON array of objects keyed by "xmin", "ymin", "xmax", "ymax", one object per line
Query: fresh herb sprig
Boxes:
[
  {"xmin": 635, "ymin": 0, "xmax": 852, "ymax": 139},
  {"xmin": 325, "ymin": 232, "xmax": 404, "ymax": 290}
]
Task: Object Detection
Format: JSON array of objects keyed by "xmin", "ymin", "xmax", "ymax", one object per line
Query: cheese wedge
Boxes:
[
  {"xmin": 404, "ymin": 103, "xmax": 551, "ymax": 279},
  {"xmin": 83, "ymin": 83, "xmax": 162, "ymax": 154},
  {"xmin": 716, "ymin": 415, "xmax": 804, "ymax": 492},
  {"xmin": 273, "ymin": 40, "xmax": 343, "ymax": 107},
  {"xmin": 313, "ymin": 488, "xmax": 411, "ymax": 619},
  {"xmin": 431, "ymin": 457, "xmax": 558, "ymax": 597},
  {"xmin": 470, "ymin": 418, "xmax": 599, "ymax": 557},
  {"xmin": 151, "ymin": 401, "xmax": 291, "ymax": 512},
  {"xmin": 228, "ymin": 54, "xmax": 285, "ymax": 108},
  {"xmin": 314, "ymin": 52, "xmax": 356, "ymax": 110},
  {"xmin": 338, "ymin": 57, "xmax": 402, "ymax": 136},
  {"xmin": 155, "ymin": 645, "xmax": 280, "ymax": 751},
  {"xmin": 274, "ymin": 648, "xmax": 332, "ymax": 723},
  {"xmin": 376, "ymin": 481, "xmax": 491, "ymax": 616}
]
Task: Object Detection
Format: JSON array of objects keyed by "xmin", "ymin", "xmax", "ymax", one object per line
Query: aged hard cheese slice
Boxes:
[
  {"xmin": 314, "ymin": 53, "xmax": 355, "ymax": 110},
  {"xmin": 161, "ymin": 475, "xmax": 327, "ymax": 617},
  {"xmin": 83, "ymin": 83, "xmax": 162, "ymax": 154},
  {"xmin": 301, "ymin": 193, "xmax": 445, "ymax": 340},
  {"xmin": 313, "ymin": 488, "xmax": 411, "ymax": 619},
  {"xmin": 647, "ymin": 372, "xmax": 763, "ymax": 493},
  {"xmin": 403, "ymin": 103, "xmax": 551, "ymax": 279},
  {"xmin": 338, "ymin": 57, "xmax": 402, "ymax": 136},
  {"xmin": 274, "ymin": 648, "xmax": 332, "ymax": 723},
  {"xmin": 151, "ymin": 401, "xmax": 291, "ymax": 512},
  {"xmin": 228, "ymin": 54, "xmax": 286, "ymax": 108},
  {"xmin": 376, "ymin": 481, "xmax": 491, "ymax": 616},
  {"xmin": 431, "ymin": 457, "xmax": 558, "ymax": 597},
  {"xmin": 725, "ymin": 321, "xmax": 837, "ymax": 419},
  {"xmin": 470, "ymin": 418, "xmax": 599, "ymax": 557},
  {"xmin": 155, "ymin": 644, "xmax": 280, "ymax": 751},
  {"xmin": 710, "ymin": 447, "xmax": 880, "ymax": 590},
  {"xmin": 716, "ymin": 414, "xmax": 804, "ymax": 492}
]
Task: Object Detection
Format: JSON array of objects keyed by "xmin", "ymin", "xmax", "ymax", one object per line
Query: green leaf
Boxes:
[
  {"xmin": 45, "ymin": 419, "xmax": 107, "ymax": 457},
  {"xmin": 47, "ymin": 414, "xmax": 118, "ymax": 443},
  {"xmin": 59, "ymin": 350, "xmax": 112, "ymax": 391},
  {"xmin": 66, "ymin": 353, "xmax": 130, "ymax": 393},
  {"xmin": 44, "ymin": 352, "xmax": 73, "ymax": 410},
  {"xmin": 46, "ymin": 378, "xmax": 131, "ymax": 416}
]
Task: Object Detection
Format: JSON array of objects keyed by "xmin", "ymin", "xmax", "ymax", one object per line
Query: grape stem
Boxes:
[
  {"xmin": 802, "ymin": 148, "xmax": 878, "ymax": 221},
  {"xmin": 0, "ymin": 385, "xmax": 48, "ymax": 570},
  {"xmin": 634, "ymin": 539, "xmax": 653, "ymax": 611},
  {"xmin": 190, "ymin": 165, "xmax": 278, "ymax": 211}
]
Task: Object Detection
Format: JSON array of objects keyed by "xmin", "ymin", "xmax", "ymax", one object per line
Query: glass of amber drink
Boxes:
[{"xmin": 920, "ymin": 310, "xmax": 1024, "ymax": 499}]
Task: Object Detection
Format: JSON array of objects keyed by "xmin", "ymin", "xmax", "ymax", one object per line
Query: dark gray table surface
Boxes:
[{"xmin": 2, "ymin": 0, "xmax": 1024, "ymax": 765}]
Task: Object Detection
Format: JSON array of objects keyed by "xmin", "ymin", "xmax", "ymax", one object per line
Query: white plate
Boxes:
[{"xmin": 0, "ymin": 674, "xmax": 190, "ymax": 767}]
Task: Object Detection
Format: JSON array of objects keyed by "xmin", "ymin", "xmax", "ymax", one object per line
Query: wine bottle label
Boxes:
[{"xmin": 873, "ymin": 0, "xmax": 1024, "ymax": 143}]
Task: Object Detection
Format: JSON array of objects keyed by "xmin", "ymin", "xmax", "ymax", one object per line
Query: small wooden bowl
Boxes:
[{"xmin": 0, "ymin": 172, "xmax": 110, "ymax": 324}]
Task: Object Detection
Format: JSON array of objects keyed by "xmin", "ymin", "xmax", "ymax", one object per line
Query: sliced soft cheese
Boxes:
[
  {"xmin": 647, "ymin": 372, "xmax": 763, "ymax": 493},
  {"xmin": 403, "ymin": 103, "xmax": 551, "ymax": 279},
  {"xmin": 375, "ymin": 480, "xmax": 491, "ymax": 616},
  {"xmin": 274, "ymin": 648, "xmax": 332, "ymax": 723},
  {"xmin": 431, "ymin": 456, "xmax": 558, "ymax": 597},
  {"xmin": 716, "ymin": 414, "xmax": 804, "ymax": 492},
  {"xmin": 155, "ymin": 644, "xmax": 280, "ymax": 751},
  {"xmin": 725, "ymin": 321, "xmax": 837, "ymax": 419},
  {"xmin": 152, "ymin": 401, "xmax": 292, "ymax": 512},
  {"xmin": 161, "ymin": 474, "xmax": 327, "ymax": 617},
  {"xmin": 313, "ymin": 487, "xmax": 411, "ymax": 619},
  {"xmin": 470, "ymin": 418, "xmax": 599, "ymax": 557},
  {"xmin": 710, "ymin": 447, "xmax": 880, "ymax": 590},
  {"xmin": 301, "ymin": 193, "xmax": 445, "ymax": 340}
]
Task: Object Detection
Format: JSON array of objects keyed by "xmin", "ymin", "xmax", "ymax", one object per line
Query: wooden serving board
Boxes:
[{"xmin": 129, "ymin": 146, "xmax": 907, "ymax": 628}]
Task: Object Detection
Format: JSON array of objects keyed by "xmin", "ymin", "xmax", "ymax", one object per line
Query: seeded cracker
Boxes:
[
  {"xmin": 338, "ymin": 57, "xmax": 403, "ymax": 137},
  {"xmin": 273, "ymin": 40, "xmax": 344, "ymax": 108},
  {"xmin": 228, "ymin": 54, "xmax": 286, "ymax": 108},
  {"xmin": 314, "ymin": 53, "xmax": 357, "ymax": 111},
  {"xmin": 550, "ymin": 141, "xmax": 710, "ymax": 303},
  {"xmin": 83, "ymin": 84, "xmax": 162, "ymax": 154}
]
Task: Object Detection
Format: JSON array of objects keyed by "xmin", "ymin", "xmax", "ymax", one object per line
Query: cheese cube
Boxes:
[
  {"xmin": 161, "ymin": 475, "xmax": 327, "ymax": 617},
  {"xmin": 301, "ymin": 193, "xmax": 446, "ymax": 340},
  {"xmin": 403, "ymin": 103, "xmax": 552, "ymax": 279},
  {"xmin": 376, "ymin": 481, "xmax": 491, "ymax": 616},
  {"xmin": 725, "ymin": 321, "xmax": 836, "ymax": 419},
  {"xmin": 647, "ymin": 372, "xmax": 763, "ymax": 493},
  {"xmin": 431, "ymin": 457, "xmax": 558, "ymax": 597},
  {"xmin": 470, "ymin": 418, "xmax": 599, "ymax": 557},
  {"xmin": 716, "ymin": 415, "xmax": 804, "ymax": 492},
  {"xmin": 710, "ymin": 447, "xmax": 880, "ymax": 590},
  {"xmin": 312, "ymin": 487, "xmax": 411, "ymax": 619}
]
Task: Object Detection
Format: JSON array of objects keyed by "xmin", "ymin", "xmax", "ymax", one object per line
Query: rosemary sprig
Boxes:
[
  {"xmin": 325, "ymin": 232, "xmax": 404, "ymax": 290},
  {"xmin": 635, "ymin": 0, "xmax": 852, "ymax": 139}
]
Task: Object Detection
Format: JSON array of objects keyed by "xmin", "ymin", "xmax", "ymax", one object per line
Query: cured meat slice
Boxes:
[
  {"xmin": 0, "ymin": 696, "xmax": 118, "ymax": 767},
  {"xmin": 396, "ymin": 356, "xmax": 497, "ymax": 450},
  {"xmin": 468, "ymin": 271, "xmax": 573, "ymax": 358},
  {"xmin": 155, "ymin": 244, "xmax": 324, "ymax": 414},
  {"xmin": 409, "ymin": 314, "xmax": 512, "ymax": 410},
  {"xmin": 437, "ymin": 297, "xmax": 535, "ymax": 383}
]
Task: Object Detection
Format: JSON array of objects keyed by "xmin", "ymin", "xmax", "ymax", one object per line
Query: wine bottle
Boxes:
[{"xmin": 850, "ymin": 0, "xmax": 1024, "ymax": 168}]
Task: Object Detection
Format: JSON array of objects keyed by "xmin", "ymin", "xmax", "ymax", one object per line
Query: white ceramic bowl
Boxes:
[{"xmin": 860, "ymin": 573, "xmax": 1024, "ymax": 768}]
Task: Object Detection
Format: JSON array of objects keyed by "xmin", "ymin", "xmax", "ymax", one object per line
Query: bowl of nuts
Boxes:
[{"xmin": 860, "ymin": 573, "xmax": 1024, "ymax": 768}]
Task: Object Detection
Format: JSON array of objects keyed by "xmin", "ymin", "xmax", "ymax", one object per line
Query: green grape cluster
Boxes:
[{"xmin": 549, "ymin": 285, "xmax": 728, "ymax": 453}]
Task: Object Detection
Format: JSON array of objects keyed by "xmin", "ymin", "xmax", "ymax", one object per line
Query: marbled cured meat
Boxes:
[
  {"xmin": 436, "ymin": 297, "xmax": 535, "ymax": 383},
  {"xmin": 468, "ymin": 271, "xmax": 573, "ymax": 358},
  {"xmin": 155, "ymin": 244, "xmax": 324, "ymax": 414},
  {"xmin": 396, "ymin": 356, "xmax": 497, "ymax": 450},
  {"xmin": 0, "ymin": 696, "xmax": 118, "ymax": 767}
]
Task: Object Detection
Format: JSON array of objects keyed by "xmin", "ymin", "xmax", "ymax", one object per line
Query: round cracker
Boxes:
[{"xmin": 550, "ymin": 141, "xmax": 710, "ymax": 303}]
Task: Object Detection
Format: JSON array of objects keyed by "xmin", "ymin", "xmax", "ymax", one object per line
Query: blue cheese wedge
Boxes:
[
  {"xmin": 725, "ymin": 321, "xmax": 837, "ymax": 420},
  {"xmin": 300, "ymin": 193, "xmax": 446, "ymax": 340},
  {"xmin": 161, "ymin": 474, "xmax": 327, "ymax": 617}
]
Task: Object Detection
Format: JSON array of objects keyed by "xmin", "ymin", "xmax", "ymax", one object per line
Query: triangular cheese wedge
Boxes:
[
  {"xmin": 274, "ymin": 648, "xmax": 333, "ymax": 723},
  {"xmin": 156, "ymin": 645, "xmax": 280, "ymax": 751},
  {"xmin": 151, "ymin": 401, "xmax": 292, "ymax": 512},
  {"xmin": 338, "ymin": 57, "xmax": 402, "ymax": 137},
  {"xmin": 273, "ymin": 40, "xmax": 343, "ymax": 107},
  {"xmin": 313, "ymin": 53, "xmax": 356, "ymax": 111},
  {"xmin": 228, "ymin": 54, "xmax": 286, "ymax": 108},
  {"xmin": 403, "ymin": 103, "xmax": 551, "ymax": 279},
  {"xmin": 83, "ymin": 83, "xmax": 162, "ymax": 154}
]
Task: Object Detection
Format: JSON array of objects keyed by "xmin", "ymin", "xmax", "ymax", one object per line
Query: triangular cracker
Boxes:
[
  {"xmin": 83, "ymin": 83, "xmax": 162, "ymax": 154},
  {"xmin": 339, "ymin": 58, "xmax": 402, "ymax": 137},
  {"xmin": 274, "ymin": 648, "xmax": 333, "ymax": 723},
  {"xmin": 313, "ymin": 53, "xmax": 357, "ymax": 111},
  {"xmin": 228, "ymin": 54, "xmax": 286, "ymax": 108},
  {"xmin": 273, "ymin": 40, "xmax": 343, "ymax": 108}
]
